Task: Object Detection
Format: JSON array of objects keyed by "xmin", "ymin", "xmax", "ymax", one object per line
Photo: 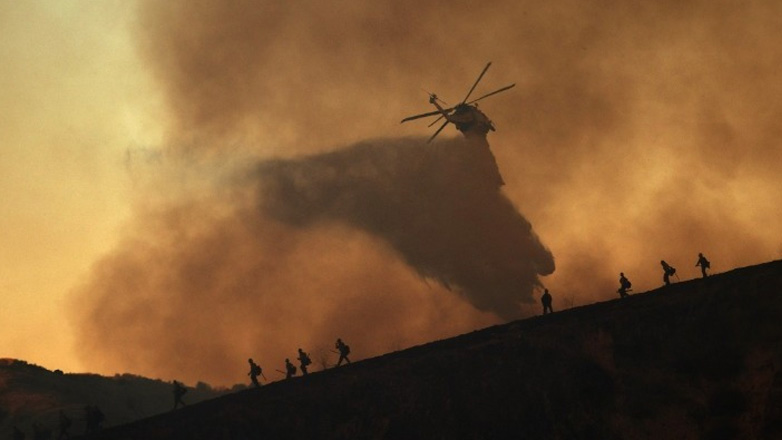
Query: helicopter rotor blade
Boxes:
[
  {"xmin": 466, "ymin": 83, "xmax": 516, "ymax": 105},
  {"xmin": 401, "ymin": 107, "xmax": 455, "ymax": 124},
  {"xmin": 427, "ymin": 114, "xmax": 445, "ymax": 127},
  {"xmin": 461, "ymin": 62, "xmax": 492, "ymax": 104},
  {"xmin": 400, "ymin": 109, "xmax": 444, "ymax": 124},
  {"xmin": 428, "ymin": 120, "xmax": 450, "ymax": 143}
]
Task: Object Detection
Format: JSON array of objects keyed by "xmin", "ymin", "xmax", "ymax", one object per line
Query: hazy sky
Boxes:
[
  {"xmin": 2, "ymin": 0, "xmax": 780, "ymax": 386},
  {"xmin": 0, "ymin": 1, "xmax": 161, "ymax": 372}
]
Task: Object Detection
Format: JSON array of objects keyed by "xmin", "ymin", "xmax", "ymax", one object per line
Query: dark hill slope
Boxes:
[
  {"xmin": 85, "ymin": 260, "xmax": 782, "ymax": 439},
  {"xmin": 0, "ymin": 361, "xmax": 229, "ymax": 438}
]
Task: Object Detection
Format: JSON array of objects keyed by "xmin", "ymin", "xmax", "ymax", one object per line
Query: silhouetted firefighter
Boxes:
[
  {"xmin": 541, "ymin": 288, "xmax": 553, "ymax": 314},
  {"xmin": 618, "ymin": 272, "xmax": 632, "ymax": 298},
  {"xmin": 696, "ymin": 253, "xmax": 711, "ymax": 278},
  {"xmin": 248, "ymin": 358, "xmax": 264, "ymax": 388},
  {"xmin": 660, "ymin": 260, "xmax": 677, "ymax": 285},
  {"xmin": 297, "ymin": 348, "xmax": 312, "ymax": 375},
  {"xmin": 57, "ymin": 410, "xmax": 72, "ymax": 440},
  {"xmin": 335, "ymin": 338, "xmax": 351, "ymax": 366},
  {"xmin": 172, "ymin": 380, "xmax": 187, "ymax": 409},
  {"xmin": 285, "ymin": 358, "xmax": 297, "ymax": 378},
  {"xmin": 84, "ymin": 405, "xmax": 104, "ymax": 435}
]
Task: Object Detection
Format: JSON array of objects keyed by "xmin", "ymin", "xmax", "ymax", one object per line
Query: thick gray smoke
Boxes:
[
  {"xmin": 72, "ymin": 0, "xmax": 782, "ymax": 386},
  {"xmin": 73, "ymin": 135, "xmax": 551, "ymax": 386},
  {"xmin": 258, "ymin": 136, "xmax": 554, "ymax": 319}
]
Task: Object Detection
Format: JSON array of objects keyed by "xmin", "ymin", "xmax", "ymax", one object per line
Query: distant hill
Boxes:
[
  {"xmin": 78, "ymin": 259, "xmax": 782, "ymax": 439},
  {"xmin": 0, "ymin": 360, "xmax": 233, "ymax": 439}
]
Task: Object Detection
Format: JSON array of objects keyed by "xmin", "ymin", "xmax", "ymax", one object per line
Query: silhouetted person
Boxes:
[
  {"xmin": 83, "ymin": 406, "xmax": 104, "ymax": 435},
  {"xmin": 247, "ymin": 358, "xmax": 263, "ymax": 388},
  {"xmin": 297, "ymin": 348, "xmax": 312, "ymax": 375},
  {"xmin": 661, "ymin": 260, "xmax": 676, "ymax": 285},
  {"xmin": 335, "ymin": 338, "xmax": 351, "ymax": 366},
  {"xmin": 618, "ymin": 272, "xmax": 632, "ymax": 298},
  {"xmin": 285, "ymin": 358, "xmax": 297, "ymax": 379},
  {"xmin": 56, "ymin": 410, "xmax": 71, "ymax": 440},
  {"xmin": 696, "ymin": 253, "xmax": 711, "ymax": 278},
  {"xmin": 172, "ymin": 380, "xmax": 187, "ymax": 410},
  {"xmin": 541, "ymin": 289, "xmax": 553, "ymax": 314},
  {"xmin": 12, "ymin": 426, "xmax": 25, "ymax": 440}
]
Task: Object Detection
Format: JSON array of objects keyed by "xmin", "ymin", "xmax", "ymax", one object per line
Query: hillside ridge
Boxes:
[
  {"xmin": 0, "ymin": 359, "xmax": 230, "ymax": 438},
  {"xmin": 81, "ymin": 259, "xmax": 782, "ymax": 439}
]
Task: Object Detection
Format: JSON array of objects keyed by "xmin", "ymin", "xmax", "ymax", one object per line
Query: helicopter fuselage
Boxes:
[
  {"xmin": 448, "ymin": 104, "xmax": 495, "ymax": 138},
  {"xmin": 428, "ymin": 99, "xmax": 495, "ymax": 140}
]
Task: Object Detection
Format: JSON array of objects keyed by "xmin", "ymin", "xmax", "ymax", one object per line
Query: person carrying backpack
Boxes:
[
  {"xmin": 618, "ymin": 272, "xmax": 632, "ymax": 298},
  {"xmin": 248, "ymin": 358, "xmax": 264, "ymax": 388},
  {"xmin": 660, "ymin": 260, "xmax": 676, "ymax": 285},
  {"xmin": 335, "ymin": 338, "xmax": 351, "ymax": 366},
  {"xmin": 285, "ymin": 358, "xmax": 297, "ymax": 379},
  {"xmin": 696, "ymin": 253, "xmax": 711, "ymax": 278},
  {"xmin": 172, "ymin": 381, "xmax": 187, "ymax": 409},
  {"xmin": 297, "ymin": 348, "xmax": 312, "ymax": 375}
]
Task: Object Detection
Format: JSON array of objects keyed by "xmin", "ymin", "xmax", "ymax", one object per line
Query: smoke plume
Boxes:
[
  {"xmin": 72, "ymin": 0, "xmax": 782, "ymax": 385},
  {"xmin": 73, "ymin": 135, "xmax": 551, "ymax": 385},
  {"xmin": 258, "ymin": 136, "xmax": 554, "ymax": 318}
]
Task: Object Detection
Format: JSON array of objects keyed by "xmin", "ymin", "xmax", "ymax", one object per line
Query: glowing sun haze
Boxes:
[
  {"xmin": 2, "ymin": 0, "xmax": 780, "ymax": 386},
  {"xmin": 0, "ymin": 1, "xmax": 164, "ymax": 373}
]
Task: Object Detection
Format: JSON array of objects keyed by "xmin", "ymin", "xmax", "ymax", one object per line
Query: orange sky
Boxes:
[
  {"xmin": 1, "ymin": 0, "xmax": 780, "ymax": 386},
  {"xmin": 0, "ymin": 1, "xmax": 162, "ymax": 373}
]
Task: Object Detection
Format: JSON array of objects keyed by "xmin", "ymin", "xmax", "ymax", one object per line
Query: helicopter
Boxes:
[{"xmin": 401, "ymin": 62, "xmax": 515, "ymax": 143}]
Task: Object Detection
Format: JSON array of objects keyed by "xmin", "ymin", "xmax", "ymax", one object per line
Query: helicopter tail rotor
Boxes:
[{"xmin": 421, "ymin": 88, "xmax": 449, "ymax": 106}]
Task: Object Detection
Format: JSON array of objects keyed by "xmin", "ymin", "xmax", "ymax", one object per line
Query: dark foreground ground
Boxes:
[{"xmin": 81, "ymin": 260, "xmax": 782, "ymax": 439}]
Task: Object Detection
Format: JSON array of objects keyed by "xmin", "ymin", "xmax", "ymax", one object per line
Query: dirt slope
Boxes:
[{"xmin": 84, "ymin": 260, "xmax": 782, "ymax": 439}]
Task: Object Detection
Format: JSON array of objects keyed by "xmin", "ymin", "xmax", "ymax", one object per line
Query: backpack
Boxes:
[
  {"xmin": 252, "ymin": 364, "xmax": 261, "ymax": 376},
  {"xmin": 343, "ymin": 345, "xmax": 351, "ymax": 355},
  {"xmin": 302, "ymin": 354, "xmax": 311, "ymax": 366}
]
